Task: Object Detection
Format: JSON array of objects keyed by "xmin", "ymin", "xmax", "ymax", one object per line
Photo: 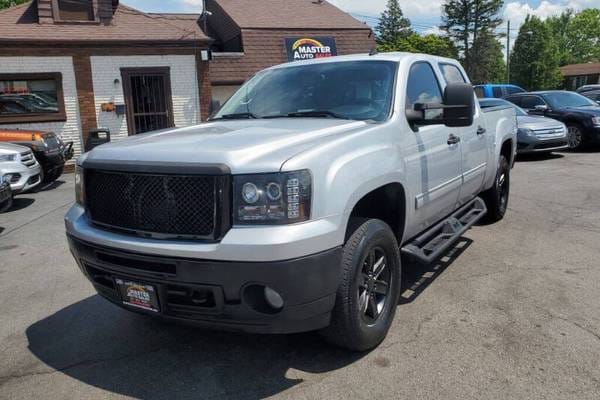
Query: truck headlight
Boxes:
[
  {"xmin": 592, "ymin": 116, "xmax": 600, "ymax": 127},
  {"xmin": 75, "ymin": 166, "xmax": 85, "ymax": 206},
  {"xmin": 0, "ymin": 154, "xmax": 17, "ymax": 162},
  {"xmin": 233, "ymin": 170, "xmax": 312, "ymax": 225}
]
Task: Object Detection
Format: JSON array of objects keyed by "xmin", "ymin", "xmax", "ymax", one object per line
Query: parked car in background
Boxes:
[
  {"xmin": 576, "ymin": 84, "xmax": 600, "ymax": 94},
  {"xmin": 0, "ymin": 143, "xmax": 41, "ymax": 193},
  {"xmin": 580, "ymin": 90, "xmax": 600, "ymax": 104},
  {"xmin": 505, "ymin": 91, "xmax": 600, "ymax": 150},
  {"xmin": 474, "ymin": 84, "xmax": 525, "ymax": 99},
  {"xmin": 0, "ymin": 173, "xmax": 13, "ymax": 212},
  {"xmin": 0, "ymin": 129, "xmax": 73, "ymax": 183},
  {"xmin": 480, "ymin": 98, "xmax": 568, "ymax": 154}
]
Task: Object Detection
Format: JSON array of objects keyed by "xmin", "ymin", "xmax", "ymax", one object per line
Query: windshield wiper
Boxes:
[
  {"xmin": 285, "ymin": 110, "xmax": 348, "ymax": 119},
  {"xmin": 211, "ymin": 112, "xmax": 258, "ymax": 120}
]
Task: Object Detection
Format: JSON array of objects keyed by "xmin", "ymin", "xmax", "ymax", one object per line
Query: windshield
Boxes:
[
  {"xmin": 213, "ymin": 61, "xmax": 397, "ymax": 122},
  {"xmin": 542, "ymin": 92, "xmax": 597, "ymax": 109}
]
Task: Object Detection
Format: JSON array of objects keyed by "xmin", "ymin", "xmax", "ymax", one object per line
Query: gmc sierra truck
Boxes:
[{"xmin": 65, "ymin": 53, "xmax": 517, "ymax": 351}]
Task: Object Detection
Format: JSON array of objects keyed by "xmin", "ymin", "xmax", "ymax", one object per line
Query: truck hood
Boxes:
[
  {"xmin": 0, "ymin": 142, "xmax": 29, "ymax": 155},
  {"xmin": 83, "ymin": 119, "xmax": 369, "ymax": 173}
]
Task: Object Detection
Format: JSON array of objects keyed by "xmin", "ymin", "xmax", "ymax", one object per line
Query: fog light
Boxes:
[{"xmin": 264, "ymin": 286, "xmax": 284, "ymax": 310}]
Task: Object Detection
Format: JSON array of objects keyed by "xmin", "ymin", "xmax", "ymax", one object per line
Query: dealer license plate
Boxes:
[{"xmin": 115, "ymin": 278, "xmax": 160, "ymax": 312}]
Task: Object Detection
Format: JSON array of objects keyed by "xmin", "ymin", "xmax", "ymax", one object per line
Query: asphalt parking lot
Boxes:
[{"xmin": 1, "ymin": 150, "xmax": 599, "ymax": 400}]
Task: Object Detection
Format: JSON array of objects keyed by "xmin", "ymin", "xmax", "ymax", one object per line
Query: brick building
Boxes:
[
  {"xmin": 0, "ymin": 0, "xmax": 211, "ymax": 160},
  {"xmin": 560, "ymin": 62, "xmax": 600, "ymax": 91},
  {"xmin": 204, "ymin": 0, "xmax": 376, "ymax": 104},
  {"xmin": 0, "ymin": 0, "xmax": 375, "ymax": 162}
]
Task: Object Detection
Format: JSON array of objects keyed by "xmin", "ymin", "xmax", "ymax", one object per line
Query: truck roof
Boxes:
[{"xmin": 265, "ymin": 52, "xmax": 462, "ymax": 71}]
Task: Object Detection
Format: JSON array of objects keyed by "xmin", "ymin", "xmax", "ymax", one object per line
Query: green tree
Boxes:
[
  {"xmin": 545, "ymin": 10, "xmax": 575, "ymax": 66},
  {"xmin": 441, "ymin": 0, "xmax": 504, "ymax": 76},
  {"xmin": 0, "ymin": 0, "xmax": 28, "ymax": 10},
  {"xmin": 376, "ymin": 0, "xmax": 412, "ymax": 44},
  {"xmin": 510, "ymin": 15, "xmax": 562, "ymax": 90},
  {"xmin": 469, "ymin": 30, "xmax": 506, "ymax": 83},
  {"xmin": 565, "ymin": 9, "xmax": 600, "ymax": 64},
  {"xmin": 378, "ymin": 33, "xmax": 458, "ymax": 59}
]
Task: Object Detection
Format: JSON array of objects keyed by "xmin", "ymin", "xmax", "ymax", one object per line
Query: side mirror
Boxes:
[
  {"xmin": 406, "ymin": 83, "xmax": 474, "ymax": 127},
  {"xmin": 533, "ymin": 104, "xmax": 548, "ymax": 113},
  {"xmin": 443, "ymin": 83, "xmax": 475, "ymax": 127}
]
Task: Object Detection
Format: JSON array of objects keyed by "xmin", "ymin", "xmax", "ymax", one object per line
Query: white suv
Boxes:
[{"xmin": 0, "ymin": 143, "xmax": 42, "ymax": 193}]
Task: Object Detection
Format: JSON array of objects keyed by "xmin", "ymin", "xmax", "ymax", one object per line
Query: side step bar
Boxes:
[{"xmin": 401, "ymin": 197, "xmax": 487, "ymax": 264}]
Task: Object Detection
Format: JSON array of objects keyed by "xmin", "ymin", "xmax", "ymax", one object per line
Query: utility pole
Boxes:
[{"xmin": 506, "ymin": 20, "xmax": 510, "ymax": 84}]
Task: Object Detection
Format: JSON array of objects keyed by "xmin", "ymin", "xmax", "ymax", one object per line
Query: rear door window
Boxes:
[
  {"xmin": 520, "ymin": 96, "xmax": 545, "ymax": 110},
  {"xmin": 505, "ymin": 96, "xmax": 522, "ymax": 107},
  {"xmin": 439, "ymin": 64, "xmax": 466, "ymax": 84}
]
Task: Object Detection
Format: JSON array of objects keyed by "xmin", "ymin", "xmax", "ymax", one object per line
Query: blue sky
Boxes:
[{"xmin": 123, "ymin": 0, "xmax": 600, "ymax": 37}]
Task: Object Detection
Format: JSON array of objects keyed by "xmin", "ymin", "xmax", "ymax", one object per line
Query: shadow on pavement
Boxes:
[
  {"xmin": 36, "ymin": 179, "xmax": 66, "ymax": 192},
  {"xmin": 400, "ymin": 238, "xmax": 473, "ymax": 304},
  {"xmin": 26, "ymin": 296, "xmax": 365, "ymax": 399},
  {"xmin": 25, "ymin": 238, "xmax": 474, "ymax": 398},
  {"xmin": 5, "ymin": 197, "xmax": 35, "ymax": 213},
  {"xmin": 516, "ymin": 152, "xmax": 564, "ymax": 163}
]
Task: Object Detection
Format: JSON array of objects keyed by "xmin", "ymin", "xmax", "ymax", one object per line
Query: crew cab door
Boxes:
[
  {"xmin": 438, "ymin": 63, "xmax": 488, "ymax": 203},
  {"xmin": 404, "ymin": 62, "xmax": 462, "ymax": 231}
]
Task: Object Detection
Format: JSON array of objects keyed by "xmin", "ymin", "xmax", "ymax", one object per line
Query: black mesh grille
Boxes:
[{"xmin": 85, "ymin": 170, "xmax": 227, "ymax": 239}]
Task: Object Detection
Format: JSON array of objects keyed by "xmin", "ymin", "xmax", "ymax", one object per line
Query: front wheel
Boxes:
[
  {"xmin": 320, "ymin": 218, "xmax": 401, "ymax": 351},
  {"xmin": 567, "ymin": 123, "xmax": 585, "ymax": 151},
  {"xmin": 482, "ymin": 155, "xmax": 510, "ymax": 223}
]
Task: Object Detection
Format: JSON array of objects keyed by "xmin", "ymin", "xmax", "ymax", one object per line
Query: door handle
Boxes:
[
  {"xmin": 447, "ymin": 134, "xmax": 461, "ymax": 145},
  {"xmin": 477, "ymin": 126, "xmax": 486, "ymax": 135}
]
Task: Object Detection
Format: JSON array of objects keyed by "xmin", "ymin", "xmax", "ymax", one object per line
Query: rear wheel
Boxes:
[
  {"xmin": 482, "ymin": 155, "xmax": 510, "ymax": 223},
  {"xmin": 320, "ymin": 218, "xmax": 401, "ymax": 351},
  {"xmin": 567, "ymin": 123, "xmax": 585, "ymax": 150}
]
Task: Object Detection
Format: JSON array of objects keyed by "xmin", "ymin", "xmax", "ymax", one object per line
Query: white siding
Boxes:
[
  {"xmin": 0, "ymin": 56, "xmax": 83, "ymax": 158},
  {"xmin": 90, "ymin": 55, "xmax": 200, "ymax": 140}
]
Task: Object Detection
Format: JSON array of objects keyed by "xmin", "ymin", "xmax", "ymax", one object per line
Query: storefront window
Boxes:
[{"xmin": 0, "ymin": 73, "xmax": 66, "ymax": 123}]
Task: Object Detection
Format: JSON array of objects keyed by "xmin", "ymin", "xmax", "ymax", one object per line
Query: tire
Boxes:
[
  {"xmin": 567, "ymin": 123, "xmax": 585, "ymax": 151},
  {"xmin": 42, "ymin": 166, "xmax": 63, "ymax": 184},
  {"xmin": 320, "ymin": 218, "xmax": 402, "ymax": 352},
  {"xmin": 482, "ymin": 154, "xmax": 510, "ymax": 222},
  {"xmin": 0, "ymin": 195, "xmax": 13, "ymax": 213}
]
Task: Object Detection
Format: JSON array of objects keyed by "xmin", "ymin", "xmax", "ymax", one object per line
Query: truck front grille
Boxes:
[{"xmin": 85, "ymin": 169, "xmax": 230, "ymax": 240}]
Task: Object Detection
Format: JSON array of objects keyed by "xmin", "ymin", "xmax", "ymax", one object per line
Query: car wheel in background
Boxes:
[
  {"xmin": 320, "ymin": 218, "xmax": 401, "ymax": 352},
  {"xmin": 567, "ymin": 124, "xmax": 584, "ymax": 150},
  {"xmin": 43, "ymin": 166, "xmax": 64, "ymax": 184},
  {"xmin": 0, "ymin": 195, "xmax": 13, "ymax": 213},
  {"xmin": 482, "ymin": 155, "xmax": 510, "ymax": 223}
]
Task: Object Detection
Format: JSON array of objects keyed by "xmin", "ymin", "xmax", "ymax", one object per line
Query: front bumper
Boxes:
[
  {"xmin": 2, "ymin": 161, "xmax": 42, "ymax": 193},
  {"xmin": 517, "ymin": 135, "xmax": 569, "ymax": 154},
  {"xmin": 67, "ymin": 235, "xmax": 342, "ymax": 334}
]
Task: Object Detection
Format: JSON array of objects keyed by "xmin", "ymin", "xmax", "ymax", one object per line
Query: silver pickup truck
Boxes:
[{"xmin": 65, "ymin": 53, "xmax": 516, "ymax": 351}]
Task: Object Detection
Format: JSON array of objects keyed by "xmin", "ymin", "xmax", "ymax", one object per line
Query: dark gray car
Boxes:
[{"xmin": 479, "ymin": 98, "xmax": 568, "ymax": 154}]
